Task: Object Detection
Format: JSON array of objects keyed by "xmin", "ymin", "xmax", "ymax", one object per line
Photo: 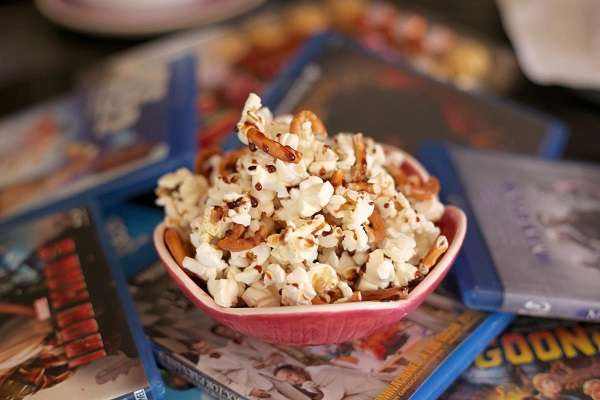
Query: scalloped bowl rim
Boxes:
[{"xmin": 153, "ymin": 150, "xmax": 466, "ymax": 316}]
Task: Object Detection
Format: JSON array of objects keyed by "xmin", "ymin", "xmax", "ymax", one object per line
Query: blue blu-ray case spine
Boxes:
[
  {"xmin": 417, "ymin": 141, "xmax": 568, "ymax": 314},
  {"xmin": 419, "ymin": 144, "xmax": 506, "ymax": 311},
  {"xmin": 0, "ymin": 201, "xmax": 165, "ymax": 399},
  {"xmin": 88, "ymin": 202, "xmax": 166, "ymax": 400},
  {"xmin": 409, "ymin": 312, "xmax": 514, "ymax": 400}
]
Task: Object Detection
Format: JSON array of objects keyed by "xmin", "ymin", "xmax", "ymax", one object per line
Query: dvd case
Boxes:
[
  {"xmin": 442, "ymin": 318, "xmax": 600, "ymax": 399},
  {"xmin": 131, "ymin": 262, "xmax": 512, "ymax": 400},
  {"xmin": 0, "ymin": 204, "xmax": 164, "ymax": 399},
  {"xmin": 0, "ymin": 54, "xmax": 197, "ymax": 226},
  {"xmin": 101, "ymin": 200, "xmax": 164, "ymax": 279},
  {"xmin": 418, "ymin": 144, "xmax": 600, "ymax": 321},
  {"xmin": 230, "ymin": 33, "xmax": 568, "ymax": 157}
]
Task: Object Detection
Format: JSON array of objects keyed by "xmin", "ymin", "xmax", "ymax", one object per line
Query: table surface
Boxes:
[{"xmin": 2, "ymin": 0, "xmax": 599, "ymax": 162}]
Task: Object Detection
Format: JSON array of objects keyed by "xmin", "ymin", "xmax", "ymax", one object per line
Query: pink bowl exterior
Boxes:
[{"xmin": 153, "ymin": 206, "xmax": 466, "ymax": 346}]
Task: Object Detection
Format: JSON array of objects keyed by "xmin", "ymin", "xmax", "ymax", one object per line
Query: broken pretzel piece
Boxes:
[
  {"xmin": 219, "ymin": 148, "xmax": 249, "ymax": 176},
  {"xmin": 347, "ymin": 182, "xmax": 375, "ymax": 194},
  {"xmin": 216, "ymin": 224, "xmax": 270, "ymax": 252},
  {"xmin": 368, "ymin": 208, "xmax": 386, "ymax": 245},
  {"xmin": 290, "ymin": 110, "xmax": 327, "ymax": 137},
  {"xmin": 361, "ymin": 287, "xmax": 409, "ymax": 301},
  {"xmin": 165, "ymin": 228, "xmax": 194, "ymax": 267},
  {"xmin": 351, "ymin": 133, "xmax": 367, "ymax": 182},
  {"xmin": 385, "ymin": 164, "xmax": 440, "ymax": 201},
  {"xmin": 420, "ymin": 235, "xmax": 449, "ymax": 271},
  {"xmin": 244, "ymin": 123, "xmax": 302, "ymax": 163},
  {"xmin": 195, "ymin": 146, "xmax": 222, "ymax": 177},
  {"xmin": 330, "ymin": 170, "xmax": 344, "ymax": 187}
]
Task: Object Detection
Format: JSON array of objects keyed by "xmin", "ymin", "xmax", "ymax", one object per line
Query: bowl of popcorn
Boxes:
[{"xmin": 153, "ymin": 93, "xmax": 466, "ymax": 345}]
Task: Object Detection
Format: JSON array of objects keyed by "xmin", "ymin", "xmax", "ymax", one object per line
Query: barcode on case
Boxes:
[{"xmin": 133, "ymin": 389, "xmax": 148, "ymax": 400}]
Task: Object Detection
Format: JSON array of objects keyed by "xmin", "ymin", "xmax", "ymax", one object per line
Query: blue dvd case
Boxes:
[
  {"xmin": 224, "ymin": 33, "xmax": 568, "ymax": 157},
  {"xmin": 0, "ymin": 54, "xmax": 197, "ymax": 227},
  {"xmin": 0, "ymin": 202, "xmax": 165, "ymax": 399},
  {"xmin": 131, "ymin": 262, "xmax": 513, "ymax": 400},
  {"xmin": 418, "ymin": 144, "xmax": 600, "ymax": 321}
]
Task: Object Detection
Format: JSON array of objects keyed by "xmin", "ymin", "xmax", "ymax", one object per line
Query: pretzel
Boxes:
[
  {"xmin": 385, "ymin": 164, "xmax": 440, "ymax": 201},
  {"xmin": 420, "ymin": 235, "xmax": 448, "ymax": 271},
  {"xmin": 244, "ymin": 123, "xmax": 302, "ymax": 163},
  {"xmin": 361, "ymin": 287, "xmax": 409, "ymax": 301},
  {"xmin": 290, "ymin": 110, "xmax": 327, "ymax": 137},
  {"xmin": 218, "ymin": 148, "xmax": 249, "ymax": 176},
  {"xmin": 368, "ymin": 208, "xmax": 386, "ymax": 245},
  {"xmin": 352, "ymin": 133, "xmax": 367, "ymax": 182},
  {"xmin": 216, "ymin": 224, "xmax": 270, "ymax": 251},
  {"xmin": 165, "ymin": 228, "xmax": 194, "ymax": 266},
  {"xmin": 330, "ymin": 170, "xmax": 344, "ymax": 187},
  {"xmin": 195, "ymin": 146, "xmax": 222, "ymax": 177},
  {"xmin": 347, "ymin": 182, "xmax": 375, "ymax": 194}
]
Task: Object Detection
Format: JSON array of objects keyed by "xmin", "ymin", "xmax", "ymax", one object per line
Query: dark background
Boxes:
[{"xmin": 2, "ymin": 0, "xmax": 599, "ymax": 162}]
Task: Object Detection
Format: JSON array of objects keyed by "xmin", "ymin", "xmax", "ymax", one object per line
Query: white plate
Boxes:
[{"xmin": 35, "ymin": 0, "xmax": 266, "ymax": 37}]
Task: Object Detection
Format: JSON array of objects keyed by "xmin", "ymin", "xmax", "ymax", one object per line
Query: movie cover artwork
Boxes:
[
  {"xmin": 132, "ymin": 263, "xmax": 486, "ymax": 400},
  {"xmin": 160, "ymin": 368, "xmax": 215, "ymax": 400},
  {"xmin": 451, "ymin": 148, "xmax": 600, "ymax": 319},
  {"xmin": 442, "ymin": 318, "xmax": 600, "ymax": 400},
  {"xmin": 0, "ymin": 61, "xmax": 171, "ymax": 220},
  {"xmin": 275, "ymin": 42, "xmax": 553, "ymax": 155},
  {"xmin": 0, "ymin": 207, "xmax": 150, "ymax": 399}
]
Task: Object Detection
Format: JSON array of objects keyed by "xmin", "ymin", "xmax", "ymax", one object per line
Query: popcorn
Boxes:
[
  {"xmin": 264, "ymin": 264, "xmax": 286, "ymax": 288},
  {"xmin": 182, "ymin": 257, "xmax": 218, "ymax": 281},
  {"xmin": 233, "ymin": 265, "xmax": 263, "ymax": 285},
  {"xmin": 242, "ymin": 284, "xmax": 280, "ymax": 307},
  {"xmin": 281, "ymin": 267, "xmax": 317, "ymax": 306},
  {"xmin": 155, "ymin": 168, "xmax": 208, "ymax": 231},
  {"xmin": 157, "ymin": 94, "xmax": 449, "ymax": 308},
  {"xmin": 194, "ymin": 242, "xmax": 228, "ymax": 272},
  {"xmin": 358, "ymin": 249, "xmax": 395, "ymax": 290},
  {"xmin": 342, "ymin": 227, "xmax": 370, "ymax": 252},
  {"xmin": 277, "ymin": 176, "xmax": 334, "ymax": 220},
  {"xmin": 413, "ymin": 198, "xmax": 445, "ymax": 222},
  {"xmin": 309, "ymin": 263, "xmax": 339, "ymax": 295},
  {"xmin": 207, "ymin": 278, "xmax": 240, "ymax": 307}
]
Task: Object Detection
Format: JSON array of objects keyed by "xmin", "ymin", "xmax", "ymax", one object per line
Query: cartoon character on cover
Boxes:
[
  {"xmin": 273, "ymin": 364, "xmax": 387, "ymax": 400},
  {"xmin": 583, "ymin": 379, "xmax": 600, "ymax": 400},
  {"xmin": 194, "ymin": 324, "xmax": 290, "ymax": 399}
]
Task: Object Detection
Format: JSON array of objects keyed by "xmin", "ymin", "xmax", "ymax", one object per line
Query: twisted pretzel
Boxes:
[{"xmin": 290, "ymin": 110, "xmax": 327, "ymax": 137}]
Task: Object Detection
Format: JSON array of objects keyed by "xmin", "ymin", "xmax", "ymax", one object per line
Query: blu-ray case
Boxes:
[
  {"xmin": 442, "ymin": 317, "xmax": 600, "ymax": 399},
  {"xmin": 418, "ymin": 144, "xmax": 600, "ymax": 321},
  {"xmin": 0, "ymin": 54, "xmax": 197, "ymax": 227},
  {"xmin": 226, "ymin": 33, "xmax": 568, "ymax": 157},
  {"xmin": 0, "ymin": 203, "xmax": 164, "ymax": 399},
  {"xmin": 131, "ymin": 263, "xmax": 513, "ymax": 400},
  {"xmin": 101, "ymin": 201, "xmax": 164, "ymax": 279}
]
